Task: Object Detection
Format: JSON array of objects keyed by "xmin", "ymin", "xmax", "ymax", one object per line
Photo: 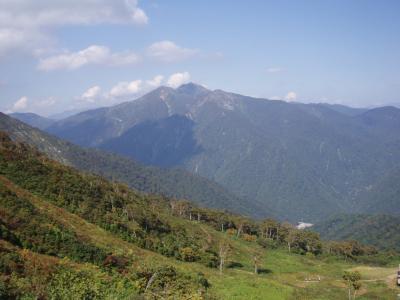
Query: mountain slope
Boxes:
[
  {"xmin": 9, "ymin": 112, "xmax": 55, "ymax": 129},
  {"xmin": 0, "ymin": 112, "xmax": 263, "ymax": 217},
  {"xmin": 0, "ymin": 132, "xmax": 398, "ymax": 299},
  {"xmin": 101, "ymin": 114, "xmax": 202, "ymax": 167},
  {"xmin": 314, "ymin": 214, "xmax": 400, "ymax": 251},
  {"xmin": 319, "ymin": 104, "xmax": 367, "ymax": 116},
  {"xmin": 357, "ymin": 167, "xmax": 400, "ymax": 215},
  {"xmin": 45, "ymin": 84, "xmax": 400, "ymax": 222}
]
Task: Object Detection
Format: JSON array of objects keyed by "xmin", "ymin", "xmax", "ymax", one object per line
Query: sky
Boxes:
[{"xmin": 0, "ymin": 0, "xmax": 399, "ymax": 116}]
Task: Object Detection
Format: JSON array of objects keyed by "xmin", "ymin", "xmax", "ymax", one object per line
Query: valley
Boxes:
[
  {"xmin": 0, "ymin": 131, "xmax": 399, "ymax": 299},
  {"xmin": 32, "ymin": 83, "xmax": 400, "ymax": 222}
]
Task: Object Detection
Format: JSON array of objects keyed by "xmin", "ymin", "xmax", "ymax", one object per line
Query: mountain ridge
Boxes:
[
  {"xmin": 9, "ymin": 112, "xmax": 55, "ymax": 130},
  {"xmin": 33, "ymin": 85, "xmax": 400, "ymax": 221},
  {"xmin": 0, "ymin": 112, "xmax": 265, "ymax": 218}
]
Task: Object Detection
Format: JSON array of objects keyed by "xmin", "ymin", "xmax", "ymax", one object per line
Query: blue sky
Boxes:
[{"xmin": 0, "ymin": 0, "xmax": 399, "ymax": 116}]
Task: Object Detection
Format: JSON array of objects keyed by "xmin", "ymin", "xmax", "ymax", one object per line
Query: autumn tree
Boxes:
[{"xmin": 343, "ymin": 271, "xmax": 361, "ymax": 300}]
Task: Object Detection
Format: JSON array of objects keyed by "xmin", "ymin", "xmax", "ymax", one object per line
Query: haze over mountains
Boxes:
[
  {"xmin": 0, "ymin": 112, "xmax": 261, "ymax": 218},
  {"xmin": 9, "ymin": 112, "xmax": 55, "ymax": 130},
  {"xmin": 10, "ymin": 83, "xmax": 400, "ymax": 222}
]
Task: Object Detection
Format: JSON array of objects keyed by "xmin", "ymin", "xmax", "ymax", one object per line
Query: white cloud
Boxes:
[
  {"xmin": 81, "ymin": 86, "xmax": 101, "ymax": 102},
  {"xmin": 108, "ymin": 74, "xmax": 168, "ymax": 99},
  {"xmin": 146, "ymin": 75, "xmax": 164, "ymax": 88},
  {"xmin": 0, "ymin": 28, "xmax": 48, "ymax": 56},
  {"xmin": 78, "ymin": 72, "xmax": 192, "ymax": 106},
  {"xmin": 132, "ymin": 8, "xmax": 148, "ymax": 25},
  {"xmin": 167, "ymin": 72, "xmax": 191, "ymax": 88},
  {"xmin": 285, "ymin": 91, "xmax": 297, "ymax": 101},
  {"xmin": 147, "ymin": 41, "xmax": 198, "ymax": 62},
  {"xmin": 39, "ymin": 41, "xmax": 201, "ymax": 70},
  {"xmin": 0, "ymin": 0, "xmax": 148, "ymax": 27},
  {"xmin": 0, "ymin": 0, "xmax": 148, "ymax": 56},
  {"xmin": 37, "ymin": 97, "xmax": 56, "ymax": 107},
  {"xmin": 8, "ymin": 96, "xmax": 57, "ymax": 113},
  {"xmin": 266, "ymin": 67, "xmax": 282, "ymax": 73},
  {"xmin": 11, "ymin": 96, "xmax": 28, "ymax": 112},
  {"xmin": 109, "ymin": 80, "xmax": 143, "ymax": 98},
  {"xmin": 37, "ymin": 45, "xmax": 140, "ymax": 71}
]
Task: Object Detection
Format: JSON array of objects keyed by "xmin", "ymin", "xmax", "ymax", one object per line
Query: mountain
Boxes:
[
  {"xmin": 101, "ymin": 114, "xmax": 202, "ymax": 167},
  {"xmin": 357, "ymin": 167, "xmax": 400, "ymax": 215},
  {"xmin": 355, "ymin": 106, "xmax": 400, "ymax": 140},
  {"xmin": 46, "ymin": 83, "xmax": 400, "ymax": 222},
  {"xmin": 0, "ymin": 112, "xmax": 263, "ymax": 217},
  {"xmin": 0, "ymin": 132, "xmax": 397, "ymax": 299},
  {"xmin": 314, "ymin": 214, "xmax": 400, "ymax": 251},
  {"xmin": 9, "ymin": 112, "xmax": 55, "ymax": 129},
  {"xmin": 319, "ymin": 103, "xmax": 368, "ymax": 116},
  {"xmin": 49, "ymin": 108, "xmax": 87, "ymax": 120}
]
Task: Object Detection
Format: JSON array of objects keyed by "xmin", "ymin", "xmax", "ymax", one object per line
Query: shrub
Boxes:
[
  {"xmin": 179, "ymin": 247, "xmax": 199, "ymax": 262},
  {"xmin": 242, "ymin": 234, "xmax": 257, "ymax": 242},
  {"xmin": 226, "ymin": 228, "xmax": 236, "ymax": 236}
]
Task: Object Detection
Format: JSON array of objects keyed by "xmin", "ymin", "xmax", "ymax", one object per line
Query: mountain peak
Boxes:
[
  {"xmin": 144, "ymin": 85, "xmax": 175, "ymax": 100},
  {"xmin": 176, "ymin": 82, "xmax": 209, "ymax": 94}
]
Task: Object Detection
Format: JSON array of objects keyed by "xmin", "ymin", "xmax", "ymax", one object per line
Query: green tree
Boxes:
[{"xmin": 343, "ymin": 271, "xmax": 361, "ymax": 300}]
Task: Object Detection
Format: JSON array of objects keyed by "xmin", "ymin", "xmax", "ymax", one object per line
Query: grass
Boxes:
[{"xmin": 2, "ymin": 174, "xmax": 399, "ymax": 299}]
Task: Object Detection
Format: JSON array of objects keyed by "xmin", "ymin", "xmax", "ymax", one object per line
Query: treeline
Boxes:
[
  {"xmin": 314, "ymin": 214, "xmax": 400, "ymax": 252},
  {"xmin": 167, "ymin": 201, "xmax": 386, "ymax": 263}
]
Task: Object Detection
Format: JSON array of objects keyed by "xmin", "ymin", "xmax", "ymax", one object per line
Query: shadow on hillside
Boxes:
[
  {"xmin": 257, "ymin": 268, "xmax": 272, "ymax": 274},
  {"xmin": 227, "ymin": 262, "xmax": 244, "ymax": 269}
]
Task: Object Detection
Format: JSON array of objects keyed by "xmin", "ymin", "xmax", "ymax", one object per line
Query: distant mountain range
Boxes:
[
  {"xmin": 10, "ymin": 83, "xmax": 400, "ymax": 222},
  {"xmin": 0, "ymin": 112, "xmax": 262, "ymax": 217},
  {"xmin": 10, "ymin": 112, "xmax": 55, "ymax": 130},
  {"xmin": 314, "ymin": 214, "xmax": 400, "ymax": 251}
]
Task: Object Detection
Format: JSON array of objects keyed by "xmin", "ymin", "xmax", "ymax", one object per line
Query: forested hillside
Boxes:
[
  {"xmin": 0, "ymin": 113, "xmax": 265, "ymax": 218},
  {"xmin": 357, "ymin": 168, "xmax": 400, "ymax": 215},
  {"xmin": 314, "ymin": 214, "xmax": 400, "ymax": 251},
  {"xmin": 46, "ymin": 84, "xmax": 400, "ymax": 222},
  {"xmin": 1, "ymin": 131, "xmax": 399, "ymax": 299}
]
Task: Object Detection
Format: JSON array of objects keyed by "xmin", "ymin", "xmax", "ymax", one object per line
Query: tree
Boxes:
[
  {"xmin": 179, "ymin": 247, "xmax": 198, "ymax": 262},
  {"xmin": 218, "ymin": 241, "xmax": 232, "ymax": 274},
  {"xmin": 260, "ymin": 219, "xmax": 278, "ymax": 239},
  {"xmin": 285, "ymin": 228, "xmax": 297, "ymax": 253},
  {"xmin": 170, "ymin": 200, "xmax": 191, "ymax": 217},
  {"xmin": 252, "ymin": 250, "xmax": 262, "ymax": 274},
  {"xmin": 296, "ymin": 231, "xmax": 322, "ymax": 255},
  {"xmin": 343, "ymin": 271, "xmax": 361, "ymax": 300}
]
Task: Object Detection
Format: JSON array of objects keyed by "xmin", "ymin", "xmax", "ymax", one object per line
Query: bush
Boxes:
[
  {"xmin": 179, "ymin": 247, "xmax": 199, "ymax": 262},
  {"xmin": 198, "ymin": 250, "xmax": 219, "ymax": 268},
  {"xmin": 242, "ymin": 234, "xmax": 257, "ymax": 242},
  {"xmin": 226, "ymin": 228, "xmax": 236, "ymax": 236},
  {"xmin": 257, "ymin": 238, "xmax": 279, "ymax": 249}
]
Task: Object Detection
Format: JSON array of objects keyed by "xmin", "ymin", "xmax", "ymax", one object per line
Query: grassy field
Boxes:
[
  {"xmin": 17, "ymin": 184, "xmax": 400, "ymax": 299},
  {"xmin": 3, "ymin": 176, "xmax": 399, "ymax": 299}
]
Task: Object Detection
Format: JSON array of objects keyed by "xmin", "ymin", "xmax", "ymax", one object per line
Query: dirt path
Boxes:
[{"xmin": 349, "ymin": 266, "xmax": 399, "ymax": 289}]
